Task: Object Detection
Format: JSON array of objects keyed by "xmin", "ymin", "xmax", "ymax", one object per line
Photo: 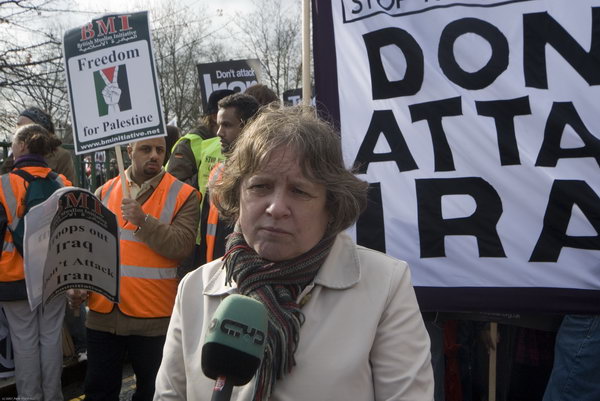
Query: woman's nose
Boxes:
[{"xmin": 265, "ymin": 191, "xmax": 290, "ymax": 218}]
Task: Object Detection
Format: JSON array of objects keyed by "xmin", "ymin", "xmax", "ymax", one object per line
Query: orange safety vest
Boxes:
[
  {"xmin": 205, "ymin": 162, "xmax": 225, "ymax": 263},
  {"xmin": 0, "ymin": 166, "xmax": 69, "ymax": 283},
  {"xmin": 88, "ymin": 173, "xmax": 196, "ymax": 318}
]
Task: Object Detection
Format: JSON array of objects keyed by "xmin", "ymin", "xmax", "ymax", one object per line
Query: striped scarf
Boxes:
[{"xmin": 223, "ymin": 231, "xmax": 335, "ymax": 401}]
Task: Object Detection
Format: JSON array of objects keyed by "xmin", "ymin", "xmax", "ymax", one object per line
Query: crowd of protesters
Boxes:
[{"xmin": 0, "ymin": 84, "xmax": 597, "ymax": 401}]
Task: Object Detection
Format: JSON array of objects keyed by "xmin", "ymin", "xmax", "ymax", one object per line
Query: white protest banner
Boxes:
[
  {"xmin": 313, "ymin": 0, "xmax": 600, "ymax": 313},
  {"xmin": 24, "ymin": 187, "xmax": 119, "ymax": 310},
  {"xmin": 63, "ymin": 11, "xmax": 166, "ymax": 154},
  {"xmin": 197, "ymin": 59, "xmax": 263, "ymax": 113}
]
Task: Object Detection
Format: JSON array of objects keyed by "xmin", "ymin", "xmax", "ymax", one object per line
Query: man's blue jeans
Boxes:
[{"xmin": 543, "ymin": 315, "xmax": 600, "ymax": 401}]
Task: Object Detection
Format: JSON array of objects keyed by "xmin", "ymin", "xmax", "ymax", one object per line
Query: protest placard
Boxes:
[
  {"xmin": 313, "ymin": 0, "xmax": 600, "ymax": 312},
  {"xmin": 282, "ymin": 88, "xmax": 315, "ymax": 106},
  {"xmin": 63, "ymin": 11, "xmax": 166, "ymax": 154},
  {"xmin": 24, "ymin": 187, "xmax": 119, "ymax": 310},
  {"xmin": 197, "ymin": 59, "xmax": 263, "ymax": 113}
]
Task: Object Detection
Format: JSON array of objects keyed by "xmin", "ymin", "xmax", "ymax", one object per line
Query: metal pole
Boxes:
[
  {"xmin": 488, "ymin": 322, "xmax": 498, "ymax": 401},
  {"xmin": 115, "ymin": 145, "xmax": 130, "ymax": 199},
  {"xmin": 302, "ymin": 0, "xmax": 311, "ymax": 106}
]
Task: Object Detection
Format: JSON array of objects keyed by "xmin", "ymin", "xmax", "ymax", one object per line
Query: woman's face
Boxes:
[{"xmin": 239, "ymin": 147, "xmax": 330, "ymax": 262}]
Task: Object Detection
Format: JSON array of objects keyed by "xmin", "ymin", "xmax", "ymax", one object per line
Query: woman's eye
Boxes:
[
  {"xmin": 292, "ymin": 187, "xmax": 312, "ymax": 197},
  {"xmin": 249, "ymin": 183, "xmax": 268, "ymax": 190}
]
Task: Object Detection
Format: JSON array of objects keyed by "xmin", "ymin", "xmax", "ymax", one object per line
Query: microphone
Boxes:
[{"xmin": 202, "ymin": 294, "xmax": 268, "ymax": 401}]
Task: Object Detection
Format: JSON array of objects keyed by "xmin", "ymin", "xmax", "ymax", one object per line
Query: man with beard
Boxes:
[{"xmin": 68, "ymin": 137, "xmax": 200, "ymax": 401}]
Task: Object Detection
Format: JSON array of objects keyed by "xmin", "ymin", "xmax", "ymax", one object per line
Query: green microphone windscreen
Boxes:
[{"xmin": 202, "ymin": 294, "xmax": 268, "ymax": 386}]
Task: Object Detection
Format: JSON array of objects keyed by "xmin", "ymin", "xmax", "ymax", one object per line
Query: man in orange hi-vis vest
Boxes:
[
  {"xmin": 68, "ymin": 136, "xmax": 200, "ymax": 401},
  {"xmin": 198, "ymin": 93, "xmax": 260, "ymax": 266}
]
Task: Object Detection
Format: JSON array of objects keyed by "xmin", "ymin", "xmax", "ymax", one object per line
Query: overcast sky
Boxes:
[
  {"xmin": 61, "ymin": 0, "xmax": 298, "ymax": 48},
  {"xmin": 70, "ymin": 0, "xmax": 266, "ymax": 25},
  {"xmin": 58, "ymin": 0, "xmax": 299, "ymax": 60},
  {"xmin": 73, "ymin": 0, "xmax": 254, "ymax": 14}
]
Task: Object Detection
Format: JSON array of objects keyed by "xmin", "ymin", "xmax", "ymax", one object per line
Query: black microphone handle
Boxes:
[{"xmin": 210, "ymin": 376, "xmax": 234, "ymax": 401}]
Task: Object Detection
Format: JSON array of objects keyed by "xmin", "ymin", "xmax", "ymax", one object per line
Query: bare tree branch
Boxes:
[
  {"xmin": 233, "ymin": 0, "xmax": 302, "ymax": 96},
  {"xmin": 151, "ymin": 2, "xmax": 226, "ymax": 132}
]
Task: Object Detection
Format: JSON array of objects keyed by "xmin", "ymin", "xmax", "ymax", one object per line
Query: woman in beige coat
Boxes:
[{"xmin": 154, "ymin": 106, "xmax": 434, "ymax": 401}]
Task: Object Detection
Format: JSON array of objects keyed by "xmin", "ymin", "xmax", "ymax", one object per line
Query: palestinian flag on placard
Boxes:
[{"xmin": 93, "ymin": 64, "xmax": 132, "ymax": 117}]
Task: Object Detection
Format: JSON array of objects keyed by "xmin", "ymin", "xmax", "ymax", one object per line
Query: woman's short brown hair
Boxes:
[
  {"xmin": 14, "ymin": 123, "xmax": 61, "ymax": 156},
  {"xmin": 211, "ymin": 105, "xmax": 368, "ymax": 236}
]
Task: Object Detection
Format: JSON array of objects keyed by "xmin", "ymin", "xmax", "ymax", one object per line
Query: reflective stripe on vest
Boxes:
[
  {"xmin": 121, "ymin": 265, "xmax": 178, "ymax": 279},
  {"xmin": 100, "ymin": 178, "xmax": 118, "ymax": 207},
  {"xmin": 2, "ymin": 241, "xmax": 14, "ymax": 252},
  {"xmin": 1, "ymin": 174, "xmax": 18, "ymax": 231},
  {"xmin": 206, "ymin": 222, "xmax": 217, "ymax": 236},
  {"xmin": 161, "ymin": 180, "xmax": 183, "ymax": 222},
  {"xmin": 54, "ymin": 175, "xmax": 67, "ymax": 187}
]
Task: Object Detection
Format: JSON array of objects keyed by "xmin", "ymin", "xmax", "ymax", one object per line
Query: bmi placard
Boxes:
[{"xmin": 63, "ymin": 11, "xmax": 166, "ymax": 154}]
